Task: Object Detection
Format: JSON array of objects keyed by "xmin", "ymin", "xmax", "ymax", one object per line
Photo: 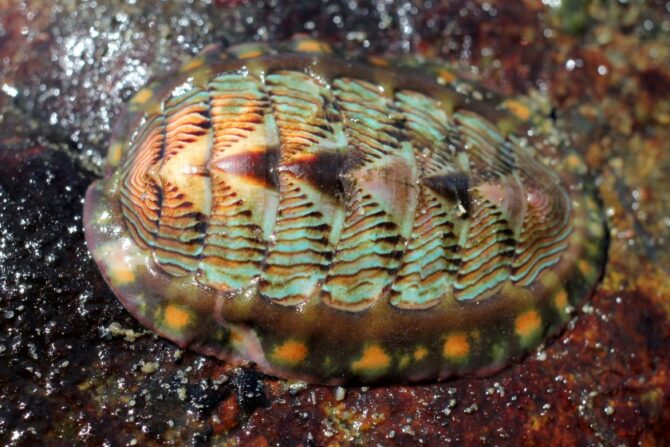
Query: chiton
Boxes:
[{"xmin": 84, "ymin": 37, "xmax": 607, "ymax": 384}]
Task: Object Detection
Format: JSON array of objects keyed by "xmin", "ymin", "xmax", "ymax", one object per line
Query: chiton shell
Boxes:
[{"xmin": 84, "ymin": 37, "xmax": 607, "ymax": 384}]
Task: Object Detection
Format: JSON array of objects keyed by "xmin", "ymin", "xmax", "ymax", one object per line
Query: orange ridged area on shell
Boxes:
[
  {"xmin": 119, "ymin": 114, "xmax": 164, "ymax": 251},
  {"xmin": 153, "ymin": 89, "xmax": 212, "ymax": 275}
]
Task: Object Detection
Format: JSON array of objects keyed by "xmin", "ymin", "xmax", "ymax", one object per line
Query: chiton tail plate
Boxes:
[{"xmin": 84, "ymin": 36, "xmax": 607, "ymax": 384}]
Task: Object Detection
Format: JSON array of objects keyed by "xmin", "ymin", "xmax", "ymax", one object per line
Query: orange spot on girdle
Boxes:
[
  {"xmin": 181, "ymin": 57, "xmax": 204, "ymax": 72},
  {"xmin": 352, "ymin": 345, "xmax": 391, "ymax": 372},
  {"xmin": 515, "ymin": 310, "xmax": 541, "ymax": 338},
  {"xmin": 554, "ymin": 290, "xmax": 569, "ymax": 310},
  {"xmin": 578, "ymin": 260, "xmax": 594, "ymax": 277},
  {"xmin": 443, "ymin": 334, "xmax": 470, "ymax": 359},
  {"xmin": 295, "ymin": 40, "xmax": 329, "ymax": 53},
  {"xmin": 164, "ymin": 304, "xmax": 191, "ymax": 329},
  {"xmin": 414, "ymin": 347, "xmax": 428, "ymax": 361},
  {"xmin": 230, "ymin": 328, "xmax": 244, "ymax": 343},
  {"xmin": 367, "ymin": 56, "xmax": 390, "ymax": 67},
  {"xmin": 272, "ymin": 340, "xmax": 308, "ymax": 365},
  {"xmin": 437, "ymin": 68, "xmax": 456, "ymax": 84},
  {"xmin": 238, "ymin": 49, "xmax": 263, "ymax": 59},
  {"xmin": 132, "ymin": 88, "xmax": 153, "ymax": 104},
  {"xmin": 504, "ymin": 99, "xmax": 531, "ymax": 121},
  {"xmin": 113, "ymin": 268, "xmax": 135, "ymax": 285}
]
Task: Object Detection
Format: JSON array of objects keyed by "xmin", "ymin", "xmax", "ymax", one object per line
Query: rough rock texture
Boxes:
[{"xmin": 1, "ymin": 0, "xmax": 669, "ymax": 445}]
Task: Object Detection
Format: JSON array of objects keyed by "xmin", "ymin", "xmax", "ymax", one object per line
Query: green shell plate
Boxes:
[{"xmin": 83, "ymin": 36, "xmax": 607, "ymax": 384}]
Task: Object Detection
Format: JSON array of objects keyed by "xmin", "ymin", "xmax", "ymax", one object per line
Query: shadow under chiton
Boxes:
[{"xmin": 83, "ymin": 36, "xmax": 607, "ymax": 384}]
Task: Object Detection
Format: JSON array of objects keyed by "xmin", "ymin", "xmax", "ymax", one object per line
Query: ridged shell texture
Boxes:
[{"xmin": 120, "ymin": 71, "xmax": 571, "ymax": 310}]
